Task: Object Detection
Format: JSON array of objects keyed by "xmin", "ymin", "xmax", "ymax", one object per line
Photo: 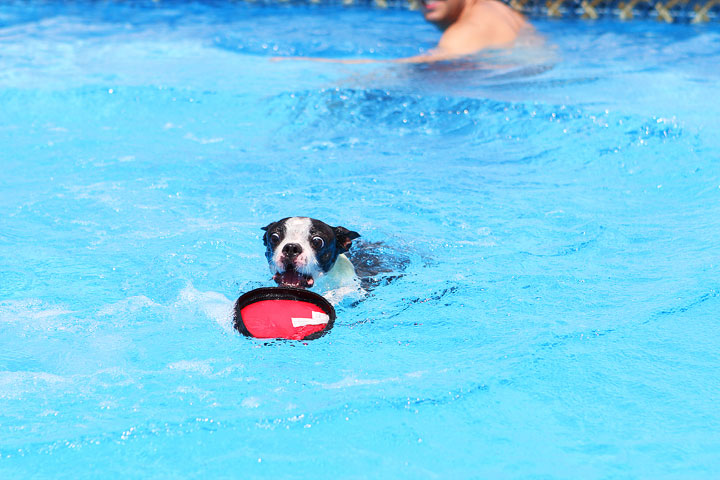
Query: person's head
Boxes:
[{"xmin": 422, "ymin": 0, "xmax": 468, "ymax": 30}]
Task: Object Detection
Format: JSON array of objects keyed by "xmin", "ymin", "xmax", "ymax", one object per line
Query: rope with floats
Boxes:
[{"xmin": 278, "ymin": 0, "xmax": 719, "ymax": 23}]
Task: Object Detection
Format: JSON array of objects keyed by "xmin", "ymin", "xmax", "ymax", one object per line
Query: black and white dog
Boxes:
[{"xmin": 262, "ymin": 217, "xmax": 361, "ymax": 293}]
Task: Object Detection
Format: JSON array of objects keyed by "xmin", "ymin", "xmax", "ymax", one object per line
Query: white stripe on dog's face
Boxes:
[{"xmin": 271, "ymin": 217, "xmax": 319, "ymax": 275}]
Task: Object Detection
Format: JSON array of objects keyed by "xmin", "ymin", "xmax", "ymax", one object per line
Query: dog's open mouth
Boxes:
[{"xmin": 273, "ymin": 266, "xmax": 314, "ymax": 289}]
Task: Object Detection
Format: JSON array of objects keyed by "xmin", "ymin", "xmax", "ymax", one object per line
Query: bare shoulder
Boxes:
[
  {"xmin": 474, "ymin": 0, "xmax": 526, "ymax": 23},
  {"xmin": 438, "ymin": 0, "xmax": 527, "ymax": 54}
]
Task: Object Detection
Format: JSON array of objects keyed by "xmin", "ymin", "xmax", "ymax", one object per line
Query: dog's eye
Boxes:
[
  {"xmin": 311, "ymin": 236, "xmax": 325, "ymax": 249},
  {"xmin": 269, "ymin": 233, "xmax": 281, "ymax": 245}
]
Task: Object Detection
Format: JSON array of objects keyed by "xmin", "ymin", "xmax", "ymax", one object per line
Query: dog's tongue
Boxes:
[{"xmin": 275, "ymin": 270, "xmax": 314, "ymax": 288}]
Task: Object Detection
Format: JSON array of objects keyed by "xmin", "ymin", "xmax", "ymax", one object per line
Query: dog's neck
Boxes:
[
  {"xmin": 323, "ymin": 254, "xmax": 356, "ymax": 283},
  {"xmin": 314, "ymin": 254, "xmax": 362, "ymax": 304}
]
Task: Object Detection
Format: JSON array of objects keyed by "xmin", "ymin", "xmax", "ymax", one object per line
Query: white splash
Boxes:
[
  {"xmin": 168, "ymin": 360, "xmax": 213, "ymax": 376},
  {"xmin": 97, "ymin": 295, "xmax": 159, "ymax": 317},
  {"xmin": 0, "ymin": 299, "xmax": 72, "ymax": 324},
  {"xmin": 177, "ymin": 284, "xmax": 234, "ymax": 333}
]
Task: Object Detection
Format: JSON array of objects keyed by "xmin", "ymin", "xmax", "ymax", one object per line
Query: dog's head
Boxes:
[{"xmin": 262, "ymin": 217, "xmax": 360, "ymax": 288}]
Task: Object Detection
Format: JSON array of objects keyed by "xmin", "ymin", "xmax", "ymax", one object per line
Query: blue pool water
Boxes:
[{"xmin": 2, "ymin": 1, "xmax": 720, "ymax": 477}]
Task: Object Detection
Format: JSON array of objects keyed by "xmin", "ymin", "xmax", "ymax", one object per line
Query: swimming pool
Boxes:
[{"xmin": 2, "ymin": 1, "xmax": 720, "ymax": 477}]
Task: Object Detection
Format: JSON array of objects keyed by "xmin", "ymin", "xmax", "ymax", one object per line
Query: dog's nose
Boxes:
[{"xmin": 282, "ymin": 243, "xmax": 303, "ymax": 259}]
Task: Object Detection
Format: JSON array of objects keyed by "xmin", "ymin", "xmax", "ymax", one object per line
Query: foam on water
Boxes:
[
  {"xmin": 2, "ymin": 1, "xmax": 720, "ymax": 478},
  {"xmin": 176, "ymin": 284, "xmax": 235, "ymax": 333}
]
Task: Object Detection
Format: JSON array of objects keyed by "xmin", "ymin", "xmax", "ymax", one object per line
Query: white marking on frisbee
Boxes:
[{"xmin": 291, "ymin": 311, "xmax": 330, "ymax": 328}]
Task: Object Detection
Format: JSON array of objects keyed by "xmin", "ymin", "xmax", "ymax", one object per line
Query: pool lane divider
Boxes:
[
  {"xmin": 330, "ymin": 0, "xmax": 720, "ymax": 23},
  {"xmin": 233, "ymin": 287, "xmax": 336, "ymax": 341}
]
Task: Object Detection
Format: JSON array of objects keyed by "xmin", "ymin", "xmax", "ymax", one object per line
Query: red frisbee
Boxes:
[{"xmin": 233, "ymin": 287, "xmax": 336, "ymax": 341}]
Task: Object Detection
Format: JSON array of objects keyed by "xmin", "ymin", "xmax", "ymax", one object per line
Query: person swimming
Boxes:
[
  {"xmin": 415, "ymin": 0, "xmax": 528, "ymax": 61},
  {"xmin": 273, "ymin": 0, "xmax": 530, "ymax": 64}
]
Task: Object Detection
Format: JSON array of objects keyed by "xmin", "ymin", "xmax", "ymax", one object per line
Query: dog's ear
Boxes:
[{"xmin": 333, "ymin": 226, "xmax": 360, "ymax": 253}]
